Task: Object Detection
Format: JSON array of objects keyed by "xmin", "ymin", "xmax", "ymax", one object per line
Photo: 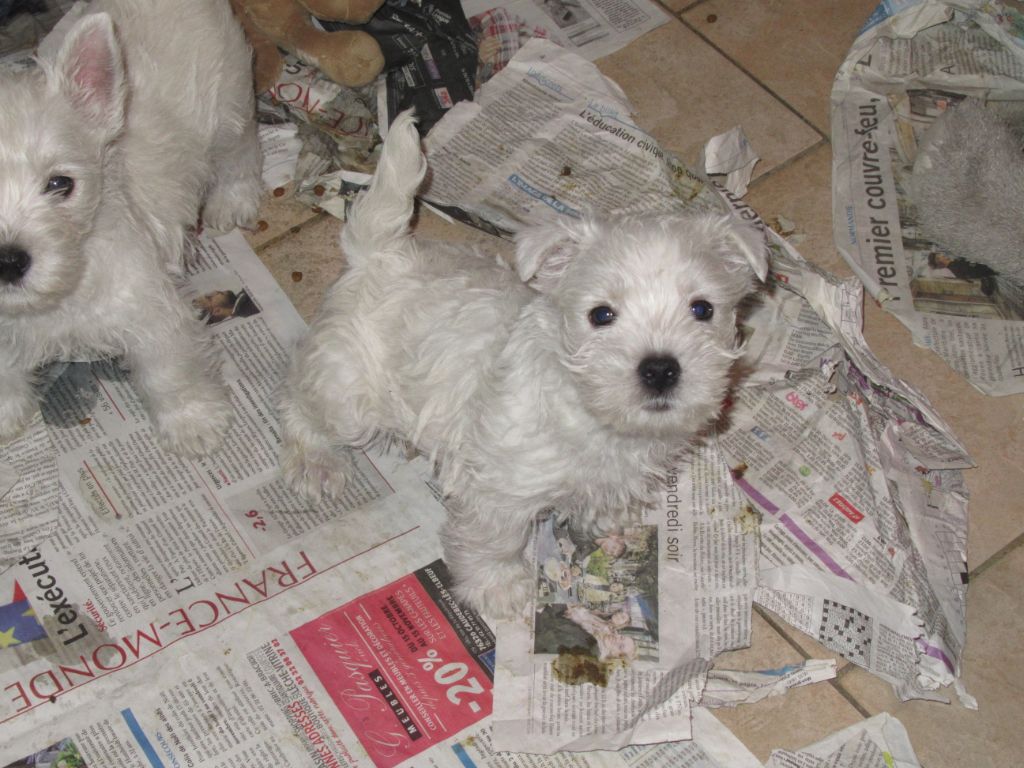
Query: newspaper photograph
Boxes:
[
  {"xmin": 831, "ymin": 0, "xmax": 1024, "ymax": 395},
  {"xmin": 531, "ymin": 514, "xmax": 659, "ymax": 663}
]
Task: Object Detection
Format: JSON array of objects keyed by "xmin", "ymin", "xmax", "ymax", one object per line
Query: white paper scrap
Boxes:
[
  {"xmin": 703, "ymin": 659, "xmax": 838, "ymax": 708},
  {"xmin": 701, "ymin": 126, "xmax": 759, "ymax": 197}
]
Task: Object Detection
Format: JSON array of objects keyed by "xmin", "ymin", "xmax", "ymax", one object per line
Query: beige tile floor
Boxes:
[{"xmin": 245, "ymin": 1, "xmax": 1024, "ymax": 764}]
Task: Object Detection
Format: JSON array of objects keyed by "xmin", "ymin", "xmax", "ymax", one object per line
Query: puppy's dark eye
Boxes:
[
  {"xmin": 45, "ymin": 176, "xmax": 74, "ymax": 198},
  {"xmin": 690, "ymin": 300, "xmax": 714, "ymax": 321},
  {"xmin": 588, "ymin": 305, "xmax": 616, "ymax": 327}
]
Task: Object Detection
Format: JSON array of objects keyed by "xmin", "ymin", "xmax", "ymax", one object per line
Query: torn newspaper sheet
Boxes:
[
  {"xmin": 461, "ymin": 0, "xmax": 668, "ymax": 63},
  {"xmin": 700, "ymin": 126, "xmax": 759, "ymax": 198},
  {"xmin": 258, "ymin": 120, "xmax": 302, "ymax": 190},
  {"xmin": 701, "ymin": 660, "xmax": 838, "ymax": 709},
  {"xmin": 263, "ymin": 54, "xmax": 380, "ymax": 173},
  {"xmin": 423, "ymin": 38, "xmax": 725, "ymax": 231},
  {"xmin": 831, "ymin": 0, "xmax": 1024, "ymax": 395},
  {"xmin": 0, "ymin": 461, "xmax": 15, "ymax": 499},
  {"xmin": 765, "ymin": 712, "xmax": 922, "ymax": 768},
  {"xmin": 411, "ymin": 37, "xmax": 971, "ymax": 751}
]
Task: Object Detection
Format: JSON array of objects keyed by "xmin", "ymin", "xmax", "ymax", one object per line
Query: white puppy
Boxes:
[
  {"xmin": 0, "ymin": 0, "xmax": 262, "ymax": 456},
  {"xmin": 278, "ymin": 111, "xmax": 767, "ymax": 618}
]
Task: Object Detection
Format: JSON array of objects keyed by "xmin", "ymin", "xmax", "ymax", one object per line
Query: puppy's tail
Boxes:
[{"xmin": 341, "ymin": 109, "xmax": 427, "ymax": 262}]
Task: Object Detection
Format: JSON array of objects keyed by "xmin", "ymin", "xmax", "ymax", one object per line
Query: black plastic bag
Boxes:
[{"xmin": 319, "ymin": 0, "xmax": 478, "ymax": 134}]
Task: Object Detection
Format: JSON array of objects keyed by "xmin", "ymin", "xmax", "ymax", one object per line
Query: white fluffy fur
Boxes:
[
  {"xmin": 912, "ymin": 97, "xmax": 1024, "ymax": 287},
  {"xmin": 0, "ymin": 0, "xmax": 262, "ymax": 456},
  {"xmin": 278, "ymin": 110, "xmax": 768, "ymax": 618}
]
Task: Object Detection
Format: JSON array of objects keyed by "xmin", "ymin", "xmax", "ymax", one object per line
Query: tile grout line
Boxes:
[
  {"xmin": 969, "ymin": 527, "xmax": 1024, "ymax": 580},
  {"xmin": 675, "ymin": 0, "xmax": 710, "ymax": 13},
  {"xmin": 745, "ymin": 137, "xmax": 829, "ymax": 193},
  {"xmin": 829, "ymin": 674, "xmax": 874, "ymax": 719},
  {"xmin": 756, "ymin": 605, "xmax": 873, "ymax": 720},
  {"xmin": 753, "ymin": 604, "xmax": 816, "ymax": 660},
  {"xmin": 823, "ymin": 530, "xmax": 1024, "ymax": 719},
  {"xmin": 676, "ymin": 16, "xmax": 829, "ymax": 143}
]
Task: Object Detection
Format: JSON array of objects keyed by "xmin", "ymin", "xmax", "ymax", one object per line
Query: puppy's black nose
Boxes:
[
  {"xmin": 0, "ymin": 245, "xmax": 31, "ymax": 284},
  {"xmin": 638, "ymin": 355, "xmax": 681, "ymax": 394}
]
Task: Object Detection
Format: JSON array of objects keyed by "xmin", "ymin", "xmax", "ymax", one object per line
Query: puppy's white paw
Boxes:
[
  {"xmin": 203, "ymin": 178, "xmax": 262, "ymax": 233},
  {"xmin": 0, "ymin": 392, "xmax": 37, "ymax": 444},
  {"xmin": 453, "ymin": 561, "xmax": 533, "ymax": 621},
  {"xmin": 151, "ymin": 391, "xmax": 234, "ymax": 459},
  {"xmin": 280, "ymin": 440, "xmax": 349, "ymax": 504}
]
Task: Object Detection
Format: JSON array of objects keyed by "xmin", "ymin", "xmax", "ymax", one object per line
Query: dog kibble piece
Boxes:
[
  {"xmin": 257, "ymin": 220, "xmax": 269, "ymax": 232},
  {"xmin": 273, "ymin": 187, "xmax": 285, "ymax": 198},
  {"xmin": 707, "ymin": 13, "xmax": 717, "ymax": 23},
  {"xmin": 291, "ymin": 271, "xmax": 303, "ymax": 282},
  {"xmin": 314, "ymin": 185, "xmax": 326, "ymax": 197}
]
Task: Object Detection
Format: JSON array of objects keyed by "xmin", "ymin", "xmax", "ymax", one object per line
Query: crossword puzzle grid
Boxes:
[{"xmin": 818, "ymin": 599, "xmax": 872, "ymax": 666}]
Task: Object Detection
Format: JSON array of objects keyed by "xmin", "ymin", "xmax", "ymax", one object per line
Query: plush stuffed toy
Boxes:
[
  {"xmin": 229, "ymin": 0, "xmax": 386, "ymax": 91},
  {"xmin": 911, "ymin": 97, "xmax": 1024, "ymax": 313}
]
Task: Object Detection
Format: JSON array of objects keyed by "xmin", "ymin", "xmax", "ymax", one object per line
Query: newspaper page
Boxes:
[
  {"xmin": 263, "ymin": 54, "xmax": 381, "ymax": 176},
  {"xmin": 410, "ymin": 38, "xmax": 973, "ymax": 751},
  {"xmin": 422, "ymin": 38, "xmax": 725, "ymax": 232},
  {"xmin": 831, "ymin": 0, "xmax": 1024, "ymax": 395},
  {"xmin": 461, "ymin": 0, "xmax": 668, "ymax": 65},
  {"xmin": 718, "ymin": 240, "xmax": 973, "ymax": 703}
]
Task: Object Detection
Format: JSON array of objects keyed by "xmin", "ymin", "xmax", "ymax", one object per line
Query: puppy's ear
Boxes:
[
  {"xmin": 720, "ymin": 216, "xmax": 769, "ymax": 283},
  {"xmin": 514, "ymin": 218, "xmax": 595, "ymax": 292},
  {"xmin": 53, "ymin": 13, "xmax": 126, "ymax": 140}
]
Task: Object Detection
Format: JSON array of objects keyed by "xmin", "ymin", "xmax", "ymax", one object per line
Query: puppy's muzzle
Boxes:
[
  {"xmin": 0, "ymin": 245, "xmax": 30, "ymax": 284},
  {"xmin": 638, "ymin": 354, "xmax": 681, "ymax": 394}
]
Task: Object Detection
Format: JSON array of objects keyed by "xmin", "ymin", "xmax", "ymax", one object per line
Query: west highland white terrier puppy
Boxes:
[
  {"xmin": 0, "ymin": 0, "xmax": 262, "ymax": 457},
  {"xmin": 278, "ymin": 111, "xmax": 768, "ymax": 618}
]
